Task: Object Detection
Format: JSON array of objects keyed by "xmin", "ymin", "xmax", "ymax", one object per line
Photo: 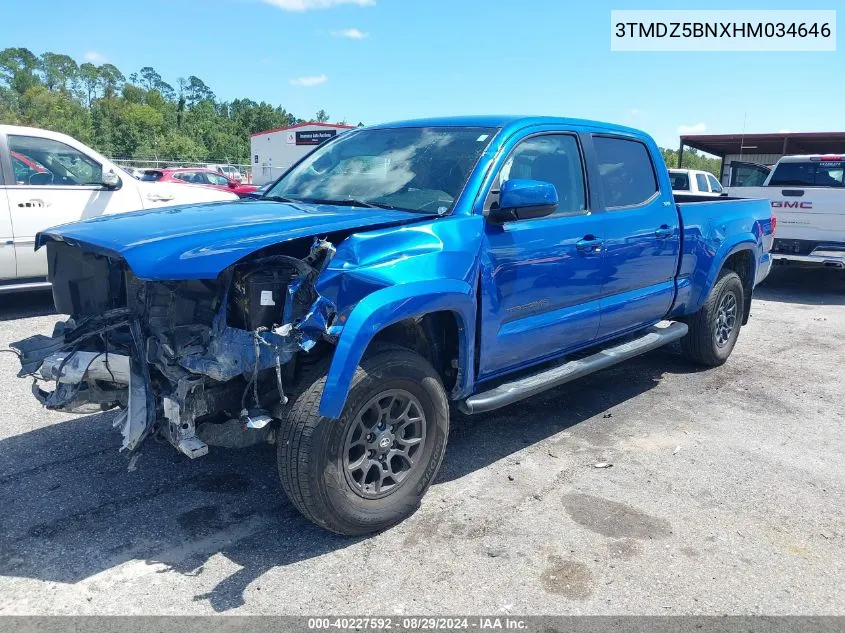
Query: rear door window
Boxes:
[
  {"xmin": 593, "ymin": 136, "xmax": 658, "ymax": 208},
  {"xmin": 695, "ymin": 173, "xmax": 709, "ymax": 192},
  {"xmin": 770, "ymin": 160, "xmax": 845, "ymax": 187}
]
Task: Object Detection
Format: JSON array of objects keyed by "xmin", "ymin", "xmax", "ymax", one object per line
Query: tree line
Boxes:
[
  {"xmin": 0, "ymin": 47, "xmax": 722, "ymax": 175},
  {"xmin": 661, "ymin": 147, "xmax": 722, "ymax": 176},
  {"xmin": 0, "ymin": 47, "xmax": 340, "ymax": 164}
]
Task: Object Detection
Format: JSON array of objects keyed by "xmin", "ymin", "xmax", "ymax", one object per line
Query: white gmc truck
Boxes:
[{"xmin": 728, "ymin": 154, "xmax": 845, "ymax": 270}]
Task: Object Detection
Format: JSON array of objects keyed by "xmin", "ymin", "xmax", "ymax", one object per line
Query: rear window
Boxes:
[
  {"xmin": 141, "ymin": 170, "xmax": 164, "ymax": 182},
  {"xmin": 769, "ymin": 160, "xmax": 845, "ymax": 187},
  {"xmin": 669, "ymin": 172, "xmax": 690, "ymax": 191},
  {"xmin": 593, "ymin": 137, "xmax": 658, "ymax": 208}
]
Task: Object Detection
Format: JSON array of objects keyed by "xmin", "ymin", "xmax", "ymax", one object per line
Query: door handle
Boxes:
[
  {"xmin": 147, "ymin": 193, "xmax": 175, "ymax": 202},
  {"xmin": 575, "ymin": 236, "xmax": 604, "ymax": 252},
  {"xmin": 782, "ymin": 189, "xmax": 804, "ymax": 197},
  {"xmin": 17, "ymin": 198, "xmax": 50, "ymax": 208},
  {"xmin": 654, "ymin": 225, "xmax": 674, "ymax": 239}
]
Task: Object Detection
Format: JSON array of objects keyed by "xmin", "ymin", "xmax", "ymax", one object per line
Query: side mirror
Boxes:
[
  {"xmin": 228, "ymin": 180, "xmax": 237, "ymax": 188},
  {"xmin": 487, "ymin": 179, "xmax": 558, "ymax": 224},
  {"xmin": 102, "ymin": 170, "xmax": 121, "ymax": 189}
]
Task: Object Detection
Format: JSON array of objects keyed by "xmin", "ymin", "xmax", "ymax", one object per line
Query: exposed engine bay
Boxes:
[{"xmin": 11, "ymin": 238, "xmax": 338, "ymax": 458}]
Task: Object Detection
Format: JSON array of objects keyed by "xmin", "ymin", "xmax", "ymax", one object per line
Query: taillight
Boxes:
[{"xmin": 770, "ymin": 212, "xmax": 777, "ymax": 235}]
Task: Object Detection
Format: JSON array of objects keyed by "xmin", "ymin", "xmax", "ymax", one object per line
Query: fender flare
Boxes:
[
  {"xmin": 693, "ymin": 238, "xmax": 759, "ymax": 313},
  {"xmin": 318, "ymin": 279, "xmax": 477, "ymax": 419}
]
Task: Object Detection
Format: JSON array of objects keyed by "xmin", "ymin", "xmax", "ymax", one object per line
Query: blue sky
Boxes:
[{"xmin": 3, "ymin": 0, "xmax": 841, "ymax": 149}]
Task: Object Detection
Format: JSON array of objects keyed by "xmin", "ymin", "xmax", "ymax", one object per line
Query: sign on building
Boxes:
[{"xmin": 295, "ymin": 130, "xmax": 337, "ymax": 146}]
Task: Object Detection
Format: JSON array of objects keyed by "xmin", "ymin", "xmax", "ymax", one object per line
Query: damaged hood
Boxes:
[{"xmin": 36, "ymin": 200, "xmax": 425, "ymax": 280}]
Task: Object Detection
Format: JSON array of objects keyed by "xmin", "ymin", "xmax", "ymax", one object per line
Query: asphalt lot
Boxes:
[{"xmin": 0, "ymin": 267, "xmax": 843, "ymax": 615}]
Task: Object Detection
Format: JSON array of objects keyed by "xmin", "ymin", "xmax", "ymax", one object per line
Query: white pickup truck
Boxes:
[
  {"xmin": 728, "ymin": 154, "xmax": 845, "ymax": 270},
  {"xmin": 668, "ymin": 168, "xmax": 725, "ymax": 197},
  {"xmin": 0, "ymin": 125, "xmax": 238, "ymax": 293}
]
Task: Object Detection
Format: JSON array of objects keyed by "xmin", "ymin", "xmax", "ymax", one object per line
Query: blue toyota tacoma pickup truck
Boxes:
[{"xmin": 12, "ymin": 116, "xmax": 774, "ymax": 535}]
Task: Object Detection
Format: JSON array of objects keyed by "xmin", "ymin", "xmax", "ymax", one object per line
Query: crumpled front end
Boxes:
[{"xmin": 12, "ymin": 238, "xmax": 338, "ymax": 458}]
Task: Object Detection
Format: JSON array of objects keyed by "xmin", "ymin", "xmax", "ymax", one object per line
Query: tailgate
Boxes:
[
  {"xmin": 769, "ymin": 187, "xmax": 845, "ymax": 242},
  {"xmin": 729, "ymin": 186, "xmax": 845, "ymax": 243}
]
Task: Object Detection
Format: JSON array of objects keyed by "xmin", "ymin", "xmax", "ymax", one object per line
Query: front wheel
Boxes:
[
  {"xmin": 277, "ymin": 346, "xmax": 449, "ymax": 535},
  {"xmin": 681, "ymin": 270, "xmax": 745, "ymax": 366}
]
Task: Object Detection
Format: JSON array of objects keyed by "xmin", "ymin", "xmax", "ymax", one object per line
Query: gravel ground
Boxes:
[{"xmin": 0, "ymin": 267, "xmax": 843, "ymax": 615}]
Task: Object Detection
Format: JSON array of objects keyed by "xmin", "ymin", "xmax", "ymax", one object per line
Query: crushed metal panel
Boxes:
[
  {"xmin": 113, "ymin": 361, "xmax": 151, "ymax": 452},
  {"xmin": 40, "ymin": 351, "xmax": 130, "ymax": 384}
]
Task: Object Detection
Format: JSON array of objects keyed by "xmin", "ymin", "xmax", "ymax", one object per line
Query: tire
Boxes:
[
  {"xmin": 277, "ymin": 345, "xmax": 449, "ymax": 535},
  {"xmin": 681, "ymin": 269, "xmax": 745, "ymax": 366}
]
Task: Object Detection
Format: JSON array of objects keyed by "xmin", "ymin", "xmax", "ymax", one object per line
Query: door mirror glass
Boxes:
[{"xmin": 488, "ymin": 179, "xmax": 558, "ymax": 223}]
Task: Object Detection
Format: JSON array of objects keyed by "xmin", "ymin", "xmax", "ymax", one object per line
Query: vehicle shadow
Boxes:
[
  {"xmin": 0, "ymin": 289, "xmax": 56, "ymax": 322},
  {"xmin": 755, "ymin": 266, "xmax": 845, "ymax": 306},
  {"xmin": 440, "ymin": 348, "xmax": 699, "ymax": 483},
  {"xmin": 0, "ymin": 347, "xmax": 696, "ymax": 612}
]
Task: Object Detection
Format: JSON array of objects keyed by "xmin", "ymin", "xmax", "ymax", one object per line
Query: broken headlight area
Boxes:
[{"xmin": 11, "ymin": 238, "xmax": 338, "ymax": 459}]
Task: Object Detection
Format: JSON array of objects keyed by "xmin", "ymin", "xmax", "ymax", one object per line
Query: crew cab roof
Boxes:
[{"xmin": 365, "ymin": 115, "xmax": 645, "ymax": 137}]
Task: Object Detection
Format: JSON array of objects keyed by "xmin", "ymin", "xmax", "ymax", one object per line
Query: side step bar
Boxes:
[{"xmin": 458, "ymin": 320, "xmax": 688, "ymax": 415}]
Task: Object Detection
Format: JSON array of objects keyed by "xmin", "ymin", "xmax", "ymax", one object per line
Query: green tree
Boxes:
[
  {"xmin": 139, "ymin": 66, "xmax": 162, "ymax": 91},
  {"xmin": 0, "ymin": 47, "xmax": 330, "ymax": 166},
  {"xmin": 185, "ymin": 75, "xmax": 214, "ymax": 106},
  {"xmin": 19, "ymin": 85, "xmax": 92, "ymax": 142},
  {"xmin": 78, "ymin": 62, "xmax": 101, "ymax": 107},
  {"xmin": 660, "ymin": 147, "xmax": 722, "ymax": 175},
  {"xmin": 98, "ymin": 63, "xmax": 125, "ymax": 98},
  {"xmin": 38, "ymin": 52, "xmax": 78, "ymax": 92},
  {"xmin": 315, "ymin": 109, "xmax": 329, "ymax": 123},
  {"xmin": 0, "ymin": 47, "xmax": 40, "ymax": 95}
]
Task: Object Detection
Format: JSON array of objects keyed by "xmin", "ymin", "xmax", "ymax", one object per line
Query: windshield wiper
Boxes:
[
  {"xmin": 263, "ymin": 195, "xmax": 299, "ymax": 203},
  {"xmin": 300, "ymin": 198, "xmax": 405, "ymax": 211}
]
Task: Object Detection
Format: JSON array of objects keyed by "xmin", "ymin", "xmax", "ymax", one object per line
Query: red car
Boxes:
[{"xmin": 140, "ymin": 168, "xmax": 258, "ymax": 197}]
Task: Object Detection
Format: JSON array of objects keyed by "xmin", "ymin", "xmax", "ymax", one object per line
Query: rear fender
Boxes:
[
  {"xmin": 685, "ymin": 238, "xmax": 759, "ymax": 315},
  {"xmin": 318, "ymin": 280, "xmax": 476, "ymax": 419}
]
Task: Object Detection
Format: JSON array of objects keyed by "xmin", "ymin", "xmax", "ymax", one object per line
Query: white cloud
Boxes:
[
  {"xmin": 289, "ymin": 74, "xmax": 328, "ymax": 87},
  {"xmin": 331, "ymin": 27, "xmax": 368, "ymax": 39},
  {"xmin": 677, "ymin": 122, "xmax": 706, "ymax": 135},
  {"xmin": 83, "ymin": 51, "xmax": 107, "ymax": 64},
  {"xmin": 262, "ymin": 0, "xmax": 374, "ymax": 11}
]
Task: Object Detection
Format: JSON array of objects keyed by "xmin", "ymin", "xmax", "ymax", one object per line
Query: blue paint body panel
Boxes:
[
  {"xmin": 35, "ymin": 116, "xmax": 775, "ymax": 420},
  {"xmin": 36, "ymin": 201, "xmax": 426, "ymax": 280}
]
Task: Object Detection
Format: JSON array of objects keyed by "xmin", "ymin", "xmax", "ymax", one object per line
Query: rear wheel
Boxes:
[
  {"xmin": 277, "ymin": 346, "xmax": 449, "ymax": 535},
  {"xmin": 681, "ymin": 270, "xmax": 745, "ymax": 366}
]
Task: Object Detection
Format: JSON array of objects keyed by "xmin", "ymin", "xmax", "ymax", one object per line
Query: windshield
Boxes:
[
  {"xmin": 265, "ymin": 126, "xmax": 498, "ymax": 214},
  {"xmin": 769, "ymin": 160, "xmax": 845, "ymax": 187}
]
